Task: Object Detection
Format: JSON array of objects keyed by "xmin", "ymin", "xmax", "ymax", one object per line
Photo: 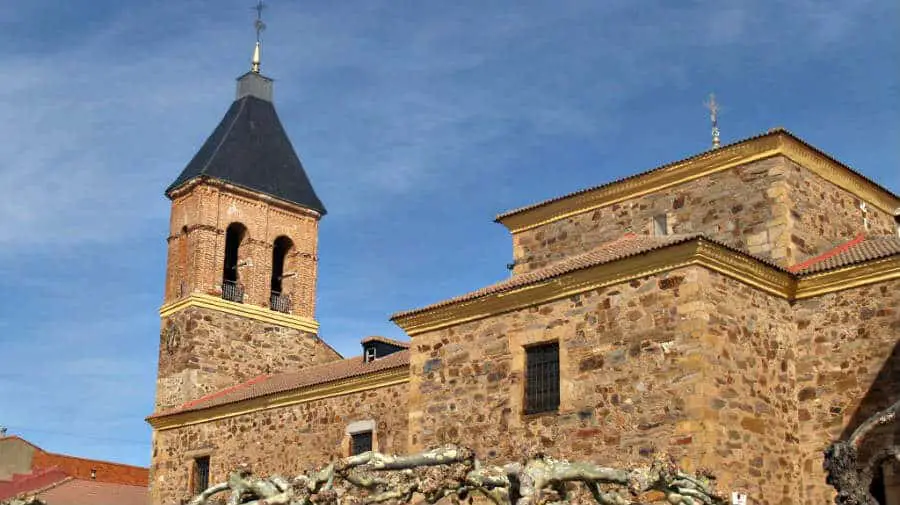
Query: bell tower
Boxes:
[{"xmin": 153, "ymin": 34, "xmax": 341, "ymax": 413}]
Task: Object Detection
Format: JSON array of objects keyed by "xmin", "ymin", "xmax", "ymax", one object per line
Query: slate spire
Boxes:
[{"xmin": 165, "ymin": 5, "xmax": 326, "ymax": 215}]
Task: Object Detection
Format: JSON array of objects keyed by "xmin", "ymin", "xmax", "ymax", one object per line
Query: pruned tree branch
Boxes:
[
  {"xmin": 824, "ymin": 397, "xmax": 900, "ymax": 505},
  {"xmin": 186, "ymin": 445, "xmax": 726, "ymax": 505}
]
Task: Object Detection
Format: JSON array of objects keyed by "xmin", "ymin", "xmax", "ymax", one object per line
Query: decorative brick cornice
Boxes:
[
  {"xmin": 496, "ymin": 131, "xmax": 900, "ymax": 234},
  {"xmin": 147, "ymin": 367, "xmax": 409, "ymax": 431},
  {"xmin": 159, "ymin": 293, "xmax": 319, "ymax": 334},
  {"xmin": 167, "ymin": 177, "xmax": 323, "ymax": 220}
]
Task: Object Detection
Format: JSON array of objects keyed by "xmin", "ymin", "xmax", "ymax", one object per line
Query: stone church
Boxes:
[{"xmin": 146, "ymin": 43, "xmax": 900, "ymax": 505}]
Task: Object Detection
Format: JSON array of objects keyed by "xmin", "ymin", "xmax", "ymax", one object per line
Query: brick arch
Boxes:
[
  {"xmin": 222, "ymin": 222, "xmax": 250, "ymax": 299},
  {"xmin": 269, "ymin": 235, "xmax": 295, "ymax": 313}
]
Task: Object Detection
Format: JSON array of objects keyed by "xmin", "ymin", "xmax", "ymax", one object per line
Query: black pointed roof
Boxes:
[{"xmin": 166, "ymin": 73, "xmax": 326, "ymax": 215}]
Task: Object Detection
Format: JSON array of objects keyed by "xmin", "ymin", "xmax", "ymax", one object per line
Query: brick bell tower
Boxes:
[{"xmin": 153, "ymin": 39, "xmax": 341, "ymax": 412}]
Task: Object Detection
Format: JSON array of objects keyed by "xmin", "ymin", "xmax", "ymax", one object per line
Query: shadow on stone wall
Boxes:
[
  {"xmin": 840, "ymin": 338, "xmax": 900, "ymax": 441},
  {"xmin": 839, "ymin": 337, "xmax": 900, "ymax": 501}
]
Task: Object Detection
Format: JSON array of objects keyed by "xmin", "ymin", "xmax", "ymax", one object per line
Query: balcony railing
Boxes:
[
  {"xmin": 270, "ymin": 291, "xmax": 291, "ymax": 313},
  {"xmin": 222, "ymin": 279, "xmax": 244, "ymax": 303}
]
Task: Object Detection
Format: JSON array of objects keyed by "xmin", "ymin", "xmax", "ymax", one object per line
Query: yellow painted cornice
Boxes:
[
  {"xmin": 148, "ymin": 366, "xmax": 409, "ymax": 431},
  {"xmin": 160, "ymin": 293, "xmax": 320, "ymax": 334},
  {"xmin": 497, "ymin": 131, "xmax": 900, "ymax": 234},
  {"xmin": 795, "ymin": 256, "xmax": 900, "ymax": 300},
  {"xmin": 393, "ymin": 238, "xmax": 899, "ymax": 336}
]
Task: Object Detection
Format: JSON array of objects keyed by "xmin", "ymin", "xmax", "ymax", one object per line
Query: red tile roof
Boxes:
[
  {"xmin": 29, "ymin": 453, "xmax": 147, "ymax": 488},
  {"xmin": 0, "ymin": 436, "xmax": 148, "ymax": 490},
  {"xmin": 361, "ymin": 335, "xmax": 410, "ymax": 348},
  {"xmin": 392, "ymin": 233, "xmax": 717, "ymax": 319},
  {"xmin": 790, "ymin": 234, "xmax": 900, "ymax": 274},
  {"xmin": 150, "ymin": 349, "xmax": 410, "ymax": 418},
  {"xmin": 28, "ymin": 478, "xmax": 147, "ymax": 505},
  {"xmin": 0, "ymin": 468, "xmax": 69, "ymax": 500}
]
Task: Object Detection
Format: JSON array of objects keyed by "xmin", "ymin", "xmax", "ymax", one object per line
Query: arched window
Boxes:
[
  {"xmin": 270, "ymin": 236, "xmax": 293, "ymax": 313},
  {"xmin": 222, "ymin": 223, "xmax": 247, "ymax": 302}
]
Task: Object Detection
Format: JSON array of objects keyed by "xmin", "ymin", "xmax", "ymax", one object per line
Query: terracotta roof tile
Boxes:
[
  {"xmin": 30, "ymin": 453, "xmax": 148, "ymax": 487},
  {"xmin": 791, "ymin": 235, "xmax": 900, "ymax": 274},
  {"xmin": 361, "ymin": 335, "xmax": 410, "ymax": 348},
  {"xmin": 0, "ymin": 436, "xmax": 148, "ymax": 488},
  {"xmin": 392, "ymin": 233, "xmax": 715, "ymax": 320},
  {"xmin": 151, "ymin": 350, "xmax": 410, "ymax": 418},
  {"xmin": 0, "ymin": 468, "xmax": 69, "ymax": 500},
  {"xmin": 32, "ymin": 478, "xmax": 148, "ymax": 505},
  {"xmin": 495, "ymin": 128, "xmax": 899, "ymax": 222}
]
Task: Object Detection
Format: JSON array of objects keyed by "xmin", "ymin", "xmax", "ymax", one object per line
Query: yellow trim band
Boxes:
[
  {"xmin": 159, "ymin": 293, "xmax": 320, "ymax": 334},
  {"xmin": 393, "ymin": 239, "xmax": 897, "ymax": 336},
  {"xmin": 497, "ymin": 132, "xmax": 900, "ymax": 234},
  {"xmin": 149, "ymin": 367, "xmax": 409, "ymax": 431},
  {"xmin": 795, "ymin": 256, "xmax": 900, "ymax": 300}
]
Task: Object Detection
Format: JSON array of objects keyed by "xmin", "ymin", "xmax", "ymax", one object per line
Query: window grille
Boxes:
[
  {"xmin": 351, "ymin": 431, "xmax": 373, "ymax": 455},
  {"xmin": 222, "ymin": 279, "xmax": 244, "ymax": 303},
  {"xmin": 524, "ymin": 342, "xmax": 560, "ymax": 414},
  {"xmin": 193, "ymin": 456, "xmax": 210, "ymax": 494},
  {"xmin": 269, "ymin": 290, "xmax": 291, "ymax": 313},
  {"xmin": 364, "ymin": 346, "xmax": 377, "ymax": 363}
]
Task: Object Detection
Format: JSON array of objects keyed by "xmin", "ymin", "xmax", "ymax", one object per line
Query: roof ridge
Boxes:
[
  {"xmin": 788, "ymin": 233, "xmax": 866, "ymax": 273},
  {"xmin": 391, "ymin": 233, "xmax": 711, "ymax": 320},
  {"xmin": 495, "ymin": 128, "xmax": 899, "ymax": 223},
  {"xmin": 170, "ymin": 373, "xmax": 270, "ymax": 414},
  {"xmin": 40, "ymin": 451, "xmax": 150, "ymax": 472},
  {"xmin": 150, "ymin": 350, "xmax": 411, "ymax": 419},
  {"xmin": 361, "ymin": 335, "xmax": 410, "ymax": 348}
]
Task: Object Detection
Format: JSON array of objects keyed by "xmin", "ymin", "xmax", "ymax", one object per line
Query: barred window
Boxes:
[
  {"xmin": 351, "ymin": 431, "xmax": 373, "ymax": 455},
  {"xmin": 193, "ymin": 456, "xmax": 210, "ymax": 494},
  {"xmin": 525, "ymin": 342, "xmax": 560, "ymax": 414}
]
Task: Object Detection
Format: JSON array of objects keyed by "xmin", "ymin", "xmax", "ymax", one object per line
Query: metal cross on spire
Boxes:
[
  {"xmin": 250, "ymin": 0, "xmax": 267, "ymax": 73},
  {"xmin": 704, "ymin": 93, "xmax": 721, "ymax": 149}
]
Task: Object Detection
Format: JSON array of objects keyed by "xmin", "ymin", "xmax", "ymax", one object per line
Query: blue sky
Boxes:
[{"xmin": 0, "ymin": 0, "xmax": 897, "ymax": 468}]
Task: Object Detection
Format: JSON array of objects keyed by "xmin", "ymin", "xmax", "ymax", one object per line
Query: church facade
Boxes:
[{"xmin": 146, "ymin": 55, "xmax": 900, "ymax": 505}]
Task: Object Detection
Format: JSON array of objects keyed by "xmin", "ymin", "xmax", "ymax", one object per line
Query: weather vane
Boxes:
[
  {"xmin": 250, "ymin": 0, "xmax": 267, "ymax": 73},
  {"xmin": 704, "ymin": 93, "xmax": 721, "ymax": 149}
]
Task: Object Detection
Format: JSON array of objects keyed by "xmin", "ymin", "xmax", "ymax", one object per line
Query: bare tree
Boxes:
[
  {"xmin": 186, "ymin": 445, "xmax": 725, "ymax": 505},
  {"xmin": 824, "ymin": 397, "xmax": 900, "ymax": 505}
]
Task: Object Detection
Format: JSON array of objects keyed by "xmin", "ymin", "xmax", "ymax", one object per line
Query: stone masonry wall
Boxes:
[
  {"xmin": 409, "ymin": 267, "xmax": 722, "ymax": 483},
  {"xmin": 165, "ymin": 183, "xmax": 321, "ymax": 320},
  {"xmin": 697, "ymin": 270, "xmax": 796, "ymax": 505},
  {"xmin": 155, "ymin": 306, "xmax": 341, "ymax": 412},
  {"xmin": 784, "ymin": 161, "xmax": 895, "ymax": 264},
  {"xmin": 511, "ymin": 157, "xmax": 792, "ymax": 274},
  {"xmin": 150, "ymin": 382, "xmax": 409, "ymax": 505},
  {"xmin": 511, "ymin": 156, "xmax": 898, "ymax": 274},
  {"xmin": 794, "ymin": 278, "xmax": 900, "ymax": 504}
]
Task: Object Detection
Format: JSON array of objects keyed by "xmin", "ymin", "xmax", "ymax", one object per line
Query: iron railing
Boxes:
[
  {"xmin": 270, "ymin": 291, "xmax": 291, "ymax": 313},
  {"xmin": 222, "ymin": 279, "xmax": 244, "ymax": 303}
]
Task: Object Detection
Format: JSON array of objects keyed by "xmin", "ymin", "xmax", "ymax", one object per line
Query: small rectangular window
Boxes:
[
  {"xmin": 351, "ymin": 431, "xmax": 373, "ymax": 455},
  {"xmin": 193, "ymin": 456, "xmax": 210, "ymax": 494},
  {"xmin": 524, "ymin": 342, "xmax": 560, "ymax": 414},
  {"xmin": 653, "ymin": 214, "xmax": 668, "ymax": 236}
]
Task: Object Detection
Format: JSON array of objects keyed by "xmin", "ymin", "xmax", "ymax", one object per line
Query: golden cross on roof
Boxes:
[{"xmin": 250, "ymin": 0, "xmax": 266, "ymax": 73}]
